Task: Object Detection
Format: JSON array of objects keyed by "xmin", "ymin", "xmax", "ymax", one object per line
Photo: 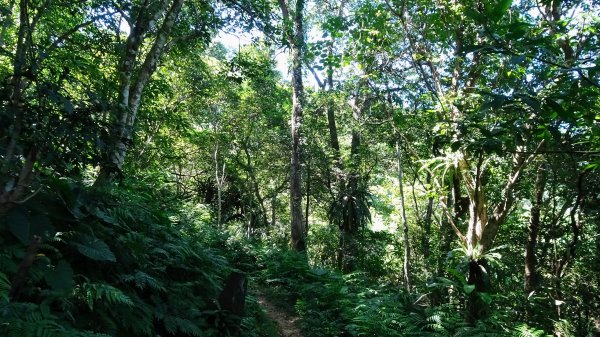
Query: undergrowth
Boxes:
[
  {"xmin": 252, "ymin": 246, "xmax": 553, "ymax": 337},
  {"xmin": 0, "ymin": 175, "xmax": 562, "ymax": 337},
  {"xmin": 0, "ymin": 177, "xmax": 273, "ymax": 337}
]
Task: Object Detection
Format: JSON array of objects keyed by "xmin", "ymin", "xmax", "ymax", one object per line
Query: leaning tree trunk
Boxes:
[
  {"xmin": 0, "ymin": 0, "xmax": 36, "ymax": 215},
  {"xmin": 278, "ymin": 0, "xmax": 306, "ymax": 252},
  {"xmin": 94, "ymin": 0, "xmax": 184, "ymax": 186}
]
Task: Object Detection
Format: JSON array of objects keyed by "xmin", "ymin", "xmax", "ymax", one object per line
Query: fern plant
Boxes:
[
  {"xmin": 514, "ymin": 324, "xmax": 551, "ymax": 337},
  {"xmin": 0, "ymin": 177, "xmax": 237, "ymax": 337}
]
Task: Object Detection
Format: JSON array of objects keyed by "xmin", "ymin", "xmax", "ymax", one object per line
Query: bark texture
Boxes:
[
  {"xmin": 525, "ymin": 163, "xmax": 546, "ymax": 293},
  {"xmin": 278, "ymin": 0, "xmax": 306, "ymax": 252},
  {"xmin": 396, "ymin": 140, "xmax": 411, "ymax": 288},
  {"xmin": 95, "ymin": 0, "xmax": 184, "ymax": 186}
]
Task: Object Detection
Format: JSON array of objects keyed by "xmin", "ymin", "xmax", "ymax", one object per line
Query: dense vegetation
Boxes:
[{"xmin": 1, "ymin": 0, "xmax": 599, "ymax": 336}]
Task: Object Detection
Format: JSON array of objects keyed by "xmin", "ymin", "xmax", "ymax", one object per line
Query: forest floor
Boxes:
[{"xmin": 256, "ymin": 291, "xmax": 304, "ymax": 337}]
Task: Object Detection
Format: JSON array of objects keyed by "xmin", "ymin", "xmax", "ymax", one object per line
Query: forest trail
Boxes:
[{"xmin": 256, "ymin": 292, "xmax": 304, "ymax": 337}]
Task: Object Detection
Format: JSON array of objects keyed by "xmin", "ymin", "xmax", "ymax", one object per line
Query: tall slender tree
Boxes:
[{"xmin": 278, "ymin": 0, "xmax": 306, "ymax": 251}]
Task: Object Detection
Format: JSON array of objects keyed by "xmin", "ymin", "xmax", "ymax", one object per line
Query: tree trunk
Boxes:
[
  {"xmin": 326, "ymin": 49, "xmax": 340, "ymax": 158},
  {"xmin": 217, "ymin": 271, "xmax": 248, "ymax": 337},
  {"xmin": 337, "ymin": 90, "xmax": 364, "ymax": 272},
  {"xmin": 553, "ymin": 172, "xmax": 585, "ymax": 320},
  {"xmin": 271, "ymin": 194, "xmax": 277, "ymax": 227},
  {"xmin": 94, "ymin": 0, "xmax": 184, "ymax": 186},
  {"xmin": 0, "ymin": 0, "xmax": 35, "ymax": 215},
  {"xmin": 305, "ymin": 156, "xmax": 311, "ymax": 237},
  {"xmin": 278, "ymin": 0, "xmax": 306, "ymax": 252},
  {"xmin": 214, "ymin": 144, "xmax": 226, "ymax": 227},
  {"xmin": 437, "ymin": 187, "xmax": 455, "ymax": 277},
  {"xmin": 337, "ymin": 230, "xmax": 354, "ymax": 273},
  {"xmin": 525, "ymin": 163, "xmax": 546, "ymax": 294},
  {"xmin": 422, "ymin": 172, "xmax": 434, "ymax": 261},
  {"xmin": 396, "ymin": 139, "xmax": 411, "ymax": 288},
  {"xmin": 466, "ymin": 259, "xmax": 490, "ymax": 323}
]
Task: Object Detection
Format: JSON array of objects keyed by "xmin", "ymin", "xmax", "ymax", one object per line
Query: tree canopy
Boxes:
[{"xmin": 1, "ymin": 0, "xmax": 599, "ymax": 336}]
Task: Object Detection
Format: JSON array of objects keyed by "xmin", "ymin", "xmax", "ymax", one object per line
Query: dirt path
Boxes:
[{"xmin": 256, "ymin": 292, "xmax": 304, "ymax": 337}]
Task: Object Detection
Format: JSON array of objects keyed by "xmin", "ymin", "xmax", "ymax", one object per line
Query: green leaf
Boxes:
[
  {"xmin": 521, "ymin": 95, "xmax": 541, "ymax": 112},
  {"xmin": 45, "ymin": 260, "xmax": 74, "ymax": 292},
  {"xmin": 544, "ymin": 98, "xmax": 572, "ymax": 120},
  {"xmin": 0, "ymin": 272, "xmax": 10, "ymax": 302},
  {"xmin": 497, "ymin": 0, "xmax": 512, "ymax": 14},
  {"xmin": 74, "ymin": 234, "xmax": 116, "ymax": 262},
  {"xmin": 479, "ymin": 292, "xmax": 493, "ymax": 305},
  {"xmin": 6, "ymin": 207, "xmax": 31, "ymax": 244},
  {"xmin": 4, "ymin": 208, "xmax": 55, "ymax": 244},
  {"xmin": 463, "ymin": 284, "xmax": 476, "ymax": 294}
]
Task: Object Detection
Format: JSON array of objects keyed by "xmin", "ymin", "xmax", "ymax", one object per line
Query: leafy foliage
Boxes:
[
  {"xmin": 0, "ymin": 0, "xmax": 599, "ymax": 335},
  {"xmin": 0, "ymin": 178, "xmax": 246, "ymax": 336}
]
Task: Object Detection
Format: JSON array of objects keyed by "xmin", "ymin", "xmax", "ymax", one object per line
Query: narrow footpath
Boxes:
[{"xmin": 256, "ymin": 292, "xmax": 304, "ymax": 337}]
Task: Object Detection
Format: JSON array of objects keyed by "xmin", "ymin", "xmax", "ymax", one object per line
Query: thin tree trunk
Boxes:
[
  {"xmin": 423, "ymin": 172, "xmax": 434, "ymax": 261},
  {"xmin": 271, "ymin": 194, "xmax": 277, "ymax": 227},
  {"xmin": 278, "ymin": 0, "xmax": 306, "ymax": 252},
  {"xmin": 214, "ymin": 144, "xmax": 226, "ymax": 227},
  {"xmin": 326, "ymin": 49, "xmax": 340, "ymax": 157},
  {"xmin": 3, "ymin": 0, "xmax": 29, "ymax": 167},
  {"xmin": 305, "ymin": 156, "xmax": 311, "ymax": 237},
  {"xmin": 525, "ymin": 163, "xmax": 546, "ymax": 294},
  {"xmin": 337, "ymin": 88, "xmax": 364, "ymax": 272},
  {"xmin": 554, "ymin": 172, "xmax": 585, "ymax": 314},
  {"xmin": 437, "ymin": 187, "xmax": 454, "ymax": 277},
  {"xmin": 396, "ymin": 139, "xmax": 411, "ymax": 288},
  {"xmin": 0, "ymin": 0, "xmax": 33, "ymax": 214}
]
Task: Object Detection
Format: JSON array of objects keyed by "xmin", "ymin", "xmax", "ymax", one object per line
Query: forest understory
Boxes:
[{"xmin": 1, "ymin": 0, "xmax": 600, "ymax": 336}]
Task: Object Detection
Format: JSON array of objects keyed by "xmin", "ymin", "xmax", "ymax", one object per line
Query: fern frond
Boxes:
[
  {"xmin": 75, "ymin": 283, "xmax": 133, "ymax": 310},
  {"xmin": 514, "ymin": 324, "xmax": 549, "ymax": 337},
  {"xmin": 120, "ymin": 271, "xmax": 166, "ymax": 292},
  {"xmin": 5, "ymin": 319, "xmax": 65, "ymax": 337},
  {"xmin": 0, "ymin": 303, "xmax": 67, "ymax": 337},
  {"xmin": 164, "ymin": 316, "xmax": 203, "ymax": 337},
  {"xmin": 112, "ymin": 298, "xmax": 153, "ymax": 336}
]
